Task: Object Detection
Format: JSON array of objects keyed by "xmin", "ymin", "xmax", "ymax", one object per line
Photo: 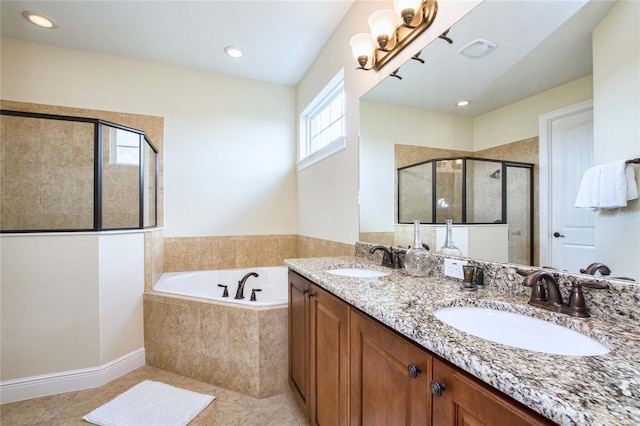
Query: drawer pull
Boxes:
[
  {"xmin": 430, "ymin": 380, "xmax": 446, "ymax": 397},
  {"xmin": 407, "ymin": 364, "xmax": 422, "ymax": 378}
]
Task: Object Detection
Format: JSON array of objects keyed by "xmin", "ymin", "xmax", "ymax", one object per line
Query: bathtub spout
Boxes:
[{"xmin": 235, "ymin": 272, "xmax": 259, "ymax": 299}]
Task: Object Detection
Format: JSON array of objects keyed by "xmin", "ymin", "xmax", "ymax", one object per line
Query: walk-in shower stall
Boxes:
[
  {"xmin": 398, "ymin": 156, "xmax": 534, "ymax": 265},
  {"xmin": 1, "ymin": 110, "xmax": 158, "ymax": 232}
]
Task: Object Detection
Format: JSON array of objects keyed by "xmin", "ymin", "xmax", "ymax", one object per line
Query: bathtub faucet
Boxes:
[{"xmin": 235, "ymin": 272, "xmax": 259, "ymax": 299}]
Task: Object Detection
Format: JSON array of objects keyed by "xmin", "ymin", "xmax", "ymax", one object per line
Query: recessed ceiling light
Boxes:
[
  {"xmin": 456, "ymin": 100, "xmax": 471, "ymax": 107},
  {"xmin": 22, "ymin": 11, "xmax": 57, "ymax": 29},
  {"xmin": 224, "ymin": 46, "xmax": 243, "ymax": 58}
]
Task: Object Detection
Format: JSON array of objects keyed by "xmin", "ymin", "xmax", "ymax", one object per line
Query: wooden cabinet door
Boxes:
[
  {"xmin": 431, "ymin": 358, "xmax": 553, "ymax": 426},
  {"xmin": 309, "ymin": 284, "xmax": 350, "ymax": 426},
  {"xmin": 350, "ymin": 309, "xmax": 431, "ymax": 426},
  {"xmin": 289, "ymin": 271, "xmax": 310, "ymax": 417}
]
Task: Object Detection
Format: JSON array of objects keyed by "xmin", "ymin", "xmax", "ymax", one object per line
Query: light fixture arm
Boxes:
[{"xmin": 439, "ymin": 29, "xmax": 453, "ymax": 44}]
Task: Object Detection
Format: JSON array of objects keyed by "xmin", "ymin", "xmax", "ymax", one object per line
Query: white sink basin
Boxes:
[
  {"xmin": 326, "ymin": 268, "xmax": 389, "ymax": 278},
  {"xmin": 433, "ymin": 307, "xmax": 609, "ymax": 356}
]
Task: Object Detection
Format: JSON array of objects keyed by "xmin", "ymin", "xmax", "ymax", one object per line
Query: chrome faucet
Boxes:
[
  {"xmin": 521, "ymin": 269, "xmax": 608, "ymax": 317},
  {"xmin": 235, "ymin": 272, "xmax": 259, "ymax": 299}
]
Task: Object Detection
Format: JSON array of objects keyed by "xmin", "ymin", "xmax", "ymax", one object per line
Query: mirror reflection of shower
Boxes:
[{"xmin": 397, "ymin": 156, "xmax": 534, "ymax": 265}]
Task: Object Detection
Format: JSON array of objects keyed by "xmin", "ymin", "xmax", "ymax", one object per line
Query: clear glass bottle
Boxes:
[
  {"xmin": 405, "ymin": 220, "xmax": 433, "ymax": 276},
  {"xmin": 438, "ymin": 219, "xmax": 463, "ymax": 256}
]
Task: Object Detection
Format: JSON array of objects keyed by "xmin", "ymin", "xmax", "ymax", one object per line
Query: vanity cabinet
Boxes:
[
  {"xmin": 288, "ymin": 271, "xmax": 350, "ymax": 425},
  {"xmin": 289, "ymin": 269, "xmax": 555, "ymax": 426},
  {"xmin": 431, "ymin": 358, "xmax": 553, "ymax": 426},
  {"xmin": 350, "ymin": 308, "xmax": 431, "ymax": 425}
]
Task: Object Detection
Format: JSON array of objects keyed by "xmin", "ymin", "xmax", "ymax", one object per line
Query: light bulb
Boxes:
[
  {"xmin": 22, "ymin": 11, "xmax": 57, "ymax": 29},
  {"xmin": 350, "ymin": 33, "xmax": 374, "ymax": 67},
  {"xmin": 368, "ymin": 9, "xmax": 399, "ymax": 49},
  {"xmin": 393, "ymin": 0, "xmax": 423, "ymax": 25}
]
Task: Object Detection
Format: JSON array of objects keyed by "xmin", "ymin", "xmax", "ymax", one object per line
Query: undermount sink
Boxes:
[
  {"xmin": 433, "ymin": 307, "xmax": 609, "ymax": 356},
  {"xmin": 326, "ymin": 268, "xmax": 389, "ymax": 278}
]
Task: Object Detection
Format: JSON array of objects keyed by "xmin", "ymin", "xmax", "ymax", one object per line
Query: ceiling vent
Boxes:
[{"xmin": 458, "ymin": 39, "xmax": 497, "ymax": 59}]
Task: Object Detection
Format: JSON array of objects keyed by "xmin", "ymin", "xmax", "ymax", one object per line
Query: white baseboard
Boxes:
[{"xmin": 0, "ymin": 348, "xmax": 145, "ymax": 404}]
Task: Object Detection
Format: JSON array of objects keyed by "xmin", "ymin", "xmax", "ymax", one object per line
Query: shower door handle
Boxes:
[{"xmin": 553, "ymin": 232, "xmax": 565, "ymax": 238}]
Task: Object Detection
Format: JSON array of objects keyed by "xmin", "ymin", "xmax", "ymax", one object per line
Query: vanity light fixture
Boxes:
[
  {"xmin": 22, "ymin": 11, "xmax": 57, "ymax": 29},
  {"xmin": 224, "ymin": 45, "xmax": 243, "ymax": 58},
  {"xmin": 349, "ymin": 0, "xmax": 438, "ymax": 72}
]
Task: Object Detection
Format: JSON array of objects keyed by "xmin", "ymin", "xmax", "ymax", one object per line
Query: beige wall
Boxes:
[
  {"xmin": 473, "ymin": 75, "xmax": 593, "ymax": 150},
  {"xmin": 296, "ymin": 0, "xmax": 482, "ymax": 244},
  {"xmin": 0, "ymin": 232, "xmax": 145, "ymax": 382},
  {"xmin": 593, "ymin": 0, "xmax": 640, "ymax": 280},
  {"xmin": 0, "ymin": 37, "xmax": 296, "ymax": 238}
]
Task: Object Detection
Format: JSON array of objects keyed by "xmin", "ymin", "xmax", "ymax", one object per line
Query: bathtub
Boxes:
[
  {"xmin": 145, "ymin": 265, "xmax": 290, "ymax": 398},
  {"xmin": 153, "ymin": 266, "xmax": 288, "ymax": 306}
]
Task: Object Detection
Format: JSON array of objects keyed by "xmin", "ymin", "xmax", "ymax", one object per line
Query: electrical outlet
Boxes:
[{"xmin": 443, "ymin": 258, "xmax": 467, "ymax": 279}]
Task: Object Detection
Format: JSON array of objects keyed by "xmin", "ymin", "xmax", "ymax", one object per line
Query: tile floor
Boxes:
[{"xmin": 0, "ymin": 365, "xmax": 310, "ymax": 426}]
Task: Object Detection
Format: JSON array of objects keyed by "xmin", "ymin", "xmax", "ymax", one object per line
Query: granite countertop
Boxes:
[{"xmin": 285, "ymin": 256, "xmax": 640, "ymax": 426}]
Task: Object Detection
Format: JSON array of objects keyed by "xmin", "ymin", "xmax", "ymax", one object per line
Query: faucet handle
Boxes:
[
  {"xmin": 217, "ymin": 284, "xmax": 229, "ymax": 297},
  {"xmin": 250, "ymin": 288, "xmax": 262, "ymax": 302},
  {"xmin": 566, "ymin": 279, "xmax": 590, "ymax": 316}
]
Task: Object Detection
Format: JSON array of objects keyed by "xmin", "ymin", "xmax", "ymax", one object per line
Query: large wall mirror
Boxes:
[{"xmin": 359, "ymin": 0, "xmax": 639, "ymax": 280}]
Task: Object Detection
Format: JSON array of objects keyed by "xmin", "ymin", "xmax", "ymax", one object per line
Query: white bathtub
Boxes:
[{"xmin": 153, "ymin": 266, "xmax": 288, "ymax": 306}]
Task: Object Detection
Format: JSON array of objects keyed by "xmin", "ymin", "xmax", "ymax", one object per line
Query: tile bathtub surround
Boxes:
[
  {"xmin": 144, "ymin": 228, "xmax": 165, "ymax": 292},
  {"xmin": 285, "ymin": 255, "xmax": 640, "ymax": 425},
  {"xmin": 163, "ymin": 234, "xmax": 353, "ymax": 272},
  {"xmin": 143, "ymin": 292, "xmax": 288, "ymax": 399}
]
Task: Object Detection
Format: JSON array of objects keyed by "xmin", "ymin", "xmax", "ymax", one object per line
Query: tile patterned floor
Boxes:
[{"xmin": 0, "ymin": 365, "xmax": 310, "ymax": 426}]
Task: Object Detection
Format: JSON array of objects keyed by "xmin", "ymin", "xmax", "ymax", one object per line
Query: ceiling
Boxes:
[
  {"xmin": 0, "ymin": 0, "xmax": 355, "ymax": 86},
  {"xmin": 363, "ymin": 0, "xmax": 616, "ymax": 117}
]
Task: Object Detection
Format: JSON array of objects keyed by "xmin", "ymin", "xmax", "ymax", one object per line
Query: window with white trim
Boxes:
[{"xmin": 298, "ymin": 69, "xmax": 345, "ymax": 170}]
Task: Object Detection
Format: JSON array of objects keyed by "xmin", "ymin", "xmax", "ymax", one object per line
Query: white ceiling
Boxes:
[
  {"xmin": 0, "ymin": 0, "xmax": 355, "ymax": 86},
  {"xmin": 363, "ymin": 0, "xmax": 616, "ymax": 117}
]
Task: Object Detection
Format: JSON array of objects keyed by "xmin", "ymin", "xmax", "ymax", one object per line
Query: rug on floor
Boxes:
[{"xmin": 83, "ymin": 379, "xmax": 215, "ymax": 426}]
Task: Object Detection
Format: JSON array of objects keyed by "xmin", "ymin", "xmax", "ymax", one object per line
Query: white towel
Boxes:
[
  {"xmin": 598, "ymin": 160, "xmax": 627, "ymax": 209},
  {"xmin": 575, "ymin": 160, "xmax": 639, "ymax": 209},
  {"xmin": 575, "ymin": 165, "xmax": 601, "ymax": 209},
  {"xmin": 626, "ymin": 162, "xmax": 639, "ymax": 201}
]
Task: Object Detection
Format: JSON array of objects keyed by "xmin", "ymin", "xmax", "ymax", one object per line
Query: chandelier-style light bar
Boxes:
[{"xmin": 350, "ymin": 0, "xmax": 438, "ymax": 71}]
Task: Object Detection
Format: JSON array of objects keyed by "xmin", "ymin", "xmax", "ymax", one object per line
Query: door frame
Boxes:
[{"xmin": 538, "ymin": 99, "xmax": 593, "ymax": 267}]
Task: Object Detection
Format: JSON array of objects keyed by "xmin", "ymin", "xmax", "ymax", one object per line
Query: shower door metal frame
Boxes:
[{"xmin": 0, "ymin": 109, "xmax": 159, "ymax": 233}]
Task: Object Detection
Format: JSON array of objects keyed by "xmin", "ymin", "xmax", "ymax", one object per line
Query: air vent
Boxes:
[{"xmin": 458, "ymin": 39, "xmax": 497, "ymax": 59}]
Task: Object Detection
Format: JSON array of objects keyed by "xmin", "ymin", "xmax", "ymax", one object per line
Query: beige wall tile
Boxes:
[{"xmin": 1, "ymin": 100, "xmax": 164, "ymax": 230}]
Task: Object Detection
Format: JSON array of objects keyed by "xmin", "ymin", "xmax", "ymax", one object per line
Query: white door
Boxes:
[{"xmin": 547, "ymin": 107, "xmax": 595, "ymax": 272}]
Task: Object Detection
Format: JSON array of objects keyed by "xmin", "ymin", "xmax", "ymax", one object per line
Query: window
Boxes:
[
  {"xmin": 109, "ymin": 127, "xmax": 140, "ymax": 165},
  {"xmin": 298, "ymin": 69, "xmax": 346, "ymax": 169}
]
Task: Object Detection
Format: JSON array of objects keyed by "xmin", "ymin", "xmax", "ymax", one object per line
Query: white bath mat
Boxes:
[{"xmin": 83, "ymin": 380, "xmax": 215, "ymax": 426}]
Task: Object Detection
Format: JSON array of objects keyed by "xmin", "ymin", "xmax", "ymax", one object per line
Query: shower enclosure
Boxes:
[
  {"xmin": 398, "ymin": 156, "xmax": 534, "ymax": 265},
  {"xmin": 1, "ymin": 110, "xmax": 158, "ymax": 232}
]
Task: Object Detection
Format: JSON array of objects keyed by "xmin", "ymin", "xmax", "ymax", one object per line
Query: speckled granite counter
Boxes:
[{"xmin": 285, "ymin": 256, "xmax": 640, "ymax": 426}]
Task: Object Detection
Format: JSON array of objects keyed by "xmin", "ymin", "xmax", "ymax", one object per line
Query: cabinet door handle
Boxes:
[
  {"xmin": 308, "ymin": 292, "xmax": 315, "ymax": 298},
  {"xmin": 302, "ymin": 289, "xmax": 309, "ymax": 296},
  {"xmin": 430, "ymin": 380, "xmax": 446, "ymax": 397},
  {"xmin": 407, "ymin": 364, "xmax": 422, "ymax": 378}
]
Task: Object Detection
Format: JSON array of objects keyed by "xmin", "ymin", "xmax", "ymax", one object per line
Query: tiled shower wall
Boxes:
[{"xmin": 0, "ymin": 100, "xmax": 165, "ymax": 229}]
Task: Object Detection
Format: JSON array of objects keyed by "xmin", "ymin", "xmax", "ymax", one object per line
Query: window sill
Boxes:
[{"xmin": 297, "ymin": 137, "xmax": 346, "ymax": 171}]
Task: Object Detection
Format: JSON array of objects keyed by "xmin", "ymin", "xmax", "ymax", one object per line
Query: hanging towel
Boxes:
[
  {"xmin": 575, "ymin": 165, "xmax": 601, "ymax": 209},
  {"xmin": 597, "ymin": 160, "xmax": 627, "ymax": 209},
  {"xmin": 626, "ymin": 162, "xmax": 639, "ymax": 201},
  {"xmin": 575, "ymin": 160, "xmax": 639, "ymax": 209}
]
